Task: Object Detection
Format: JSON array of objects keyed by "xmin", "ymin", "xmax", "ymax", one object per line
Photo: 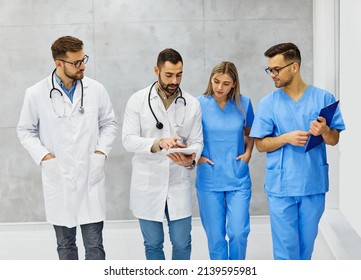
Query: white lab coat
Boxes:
[
  {"xmin": 17, "ymin": 73, "xmax": 117, "ymax": 228},
  {"xmin": 122, "ymin": 84, "xmax": 203, "ymax": 222}
]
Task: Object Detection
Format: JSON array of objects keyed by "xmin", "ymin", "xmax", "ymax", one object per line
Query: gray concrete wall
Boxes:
[{"xmin": 0, "ymin": 0, "xmax": 313, "ymax": 222}]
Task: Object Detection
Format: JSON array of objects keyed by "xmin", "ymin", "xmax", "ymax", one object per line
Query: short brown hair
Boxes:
[
  {"xmin": 51, "ymin": 36, "xmax": 83, "ymax": 60},
  {"xmin": 264, "ymin": 42, "xmax": 301, "ymax": 66},
  {"xmin": 156, "ymin": 48, "xmax": 183, "ymax": 69}
]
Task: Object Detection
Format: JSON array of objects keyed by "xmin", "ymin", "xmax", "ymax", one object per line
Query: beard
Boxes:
[
  {"xmin": 64, "ymin": 65, "xmax": 84, "ymax": 81},
  {"xmin": 274, "ymin": 75, "xmax": 293, "ymax": 88},
  {"xmin": 158, "ymin": 75, "xmax": 179, "ymax": 95}
]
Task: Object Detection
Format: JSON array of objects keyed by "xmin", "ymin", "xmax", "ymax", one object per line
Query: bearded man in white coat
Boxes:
[
  {"xmin": 122, "ymin": 48, "xmax": 203, "ymax": 260},
  {"xmin": 17, "ymin": 36, "xmax": 117, "ymax": 260}
]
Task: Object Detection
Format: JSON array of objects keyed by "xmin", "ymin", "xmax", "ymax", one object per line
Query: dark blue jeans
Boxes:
[{"xmin": 53, "ymin": 221, "xmax": 105, "ymax": 260}]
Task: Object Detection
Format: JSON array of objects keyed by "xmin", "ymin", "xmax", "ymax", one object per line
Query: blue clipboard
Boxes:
[{"xmin": 305, "ymin": 100, "xmax": 339, "ymax": 152}]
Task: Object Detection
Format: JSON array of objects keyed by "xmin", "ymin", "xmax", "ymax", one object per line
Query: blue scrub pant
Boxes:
[
  {"xmin": 268, "ymin": 194, "xmax": 325, "ymax": 260},
  {"xmin": 138, "ymin": 205, "xmax": 192, "ymax": 260},
  {"xmin": 197, "ymin": 189, "xmax": 251, "ymax": 260}
]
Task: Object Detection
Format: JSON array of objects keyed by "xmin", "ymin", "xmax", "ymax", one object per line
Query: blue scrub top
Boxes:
[
  {"xmin": 250, "ymin": 85, "xmax": 346, "ymax": 197},
  {"xmin": 196, "ymin": 95, "xmax": 254, "ymax": 191}
]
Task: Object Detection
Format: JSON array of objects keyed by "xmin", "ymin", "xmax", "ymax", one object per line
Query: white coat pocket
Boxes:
[
  {"xmin": 41, "ymin": 157, "xmax": 63, "ymax": 200},
  {"xmin": 88, "ymin": 153, "xmax": 106, "ymax": 189},
  {"xmin": 88, "ymin": 153, "xmax": 107, "ymax": 217}
]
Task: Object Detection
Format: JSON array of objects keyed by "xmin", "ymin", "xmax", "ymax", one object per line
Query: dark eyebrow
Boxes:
[
  {"xmin": 269, "ymin": 66, "xmax": 282, "ymax": 69},
  {"xmin": 164, "ymin": 71, "xmax": 183, "ymax": 75}
]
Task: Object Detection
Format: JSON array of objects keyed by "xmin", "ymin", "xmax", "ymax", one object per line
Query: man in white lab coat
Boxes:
[
  {"xmin": 17, "ymin": 36, "xmax": 117, "ymax": 260},
  {"xmin": 122, "ymin": 48, "xmax": 203, "ymax": 260}
]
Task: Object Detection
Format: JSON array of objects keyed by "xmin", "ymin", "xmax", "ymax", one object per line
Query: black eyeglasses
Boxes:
[
  {"xmin": 265, "ymin": 62, "xmax": 294, "ymax": 76},
  {"xmin": 58, "ymin": 55, "xmax": 89, "ymax": 68}
]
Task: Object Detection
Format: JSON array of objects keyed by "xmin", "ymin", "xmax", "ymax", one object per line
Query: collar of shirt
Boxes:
[
  {"xmin": 156, "ymin": 84, "xmax": 179, "ymax": 110},
  {"xmin": 55, "ymin": 74, "xmax": 77, "ymax": 103}
]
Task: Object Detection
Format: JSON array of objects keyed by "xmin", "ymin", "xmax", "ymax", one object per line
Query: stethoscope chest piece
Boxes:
[
  {"xmin": 156, "ymin": 122, "xmax": 163, "ymax": 129},
  {"xmin": 78, "ymin": 106, "xmax": 85, "ymax": 114}
]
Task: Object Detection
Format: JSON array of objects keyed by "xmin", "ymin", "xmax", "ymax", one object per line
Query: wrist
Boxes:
[
  {"xmin": 322, "ymin": 126, "xmax": 331, "ymax": 136},
  {"xmin": 185, "ymin": 160, "xmax": 196, "ymax": 170},
  {"xmin": 42, "ymin": 153, "xmax": 54, "ymax": 161}
]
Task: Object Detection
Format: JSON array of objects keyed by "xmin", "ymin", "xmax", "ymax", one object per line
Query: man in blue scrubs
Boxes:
[{"xmin": 250, "ymin": 42, "xmax": 345, "ymax": 259}]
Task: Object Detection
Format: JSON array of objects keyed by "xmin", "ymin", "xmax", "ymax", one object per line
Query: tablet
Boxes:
[
  {"xmin": 305, "ymin": 100, "xmax": 339, "ymax": 152},
  {"xmin": 165, "ymin": 147, "xmax": 197, "ymax": 155}
]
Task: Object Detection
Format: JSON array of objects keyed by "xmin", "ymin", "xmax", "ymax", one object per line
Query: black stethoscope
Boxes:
[
  {"xmin": 148, "ymin": 81, "xmax": 186, "ymax": 129},
  {"xmin": 49, "ymin": 68, "xmax": 84, "ymax": 115}
]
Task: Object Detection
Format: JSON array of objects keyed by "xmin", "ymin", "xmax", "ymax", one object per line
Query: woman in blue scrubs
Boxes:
[
  {"xmin": 196, "ymin": 61, "xmax": 255, "ymax": 260},
  {"xmin": 250, "ymin": 42, "xmax": 345, "ymax": 259}
]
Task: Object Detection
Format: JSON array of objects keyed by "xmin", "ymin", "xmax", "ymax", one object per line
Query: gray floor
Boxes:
[{"xmin": 0, "ymin": 216, "xmax": 336, "ymax": 260}]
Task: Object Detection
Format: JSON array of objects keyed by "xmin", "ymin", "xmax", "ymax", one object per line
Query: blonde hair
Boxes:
[{"xmin": 204, "ymin": 61, "xmax": 246, "ymax": 123}]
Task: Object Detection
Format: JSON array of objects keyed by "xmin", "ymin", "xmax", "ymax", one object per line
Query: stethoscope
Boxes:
[
  {"xmin": 49, "ymin": 68, "xmax": 84, "ymax": 116},
  {"xmin": 148, "ymin": 81, "xmax": 186, "ymax": 129}
]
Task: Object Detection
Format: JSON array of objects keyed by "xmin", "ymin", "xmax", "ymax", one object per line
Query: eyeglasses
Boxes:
[
  {"xmin": 58, "ymin": 55, "xmax": 89, "ymax": 68},
  {"xmin": 265, "ymin": 62, "xmax": 294, "ymax": 76}
]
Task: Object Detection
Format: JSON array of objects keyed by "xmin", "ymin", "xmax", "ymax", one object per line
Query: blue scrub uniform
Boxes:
[
  {"xmin": 196, "ymin": 95, "xmax": 254, "ymax": 260},
  {"xmin": 250, "ymin": 85, "xmax": 346, "ymax": 259}
]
